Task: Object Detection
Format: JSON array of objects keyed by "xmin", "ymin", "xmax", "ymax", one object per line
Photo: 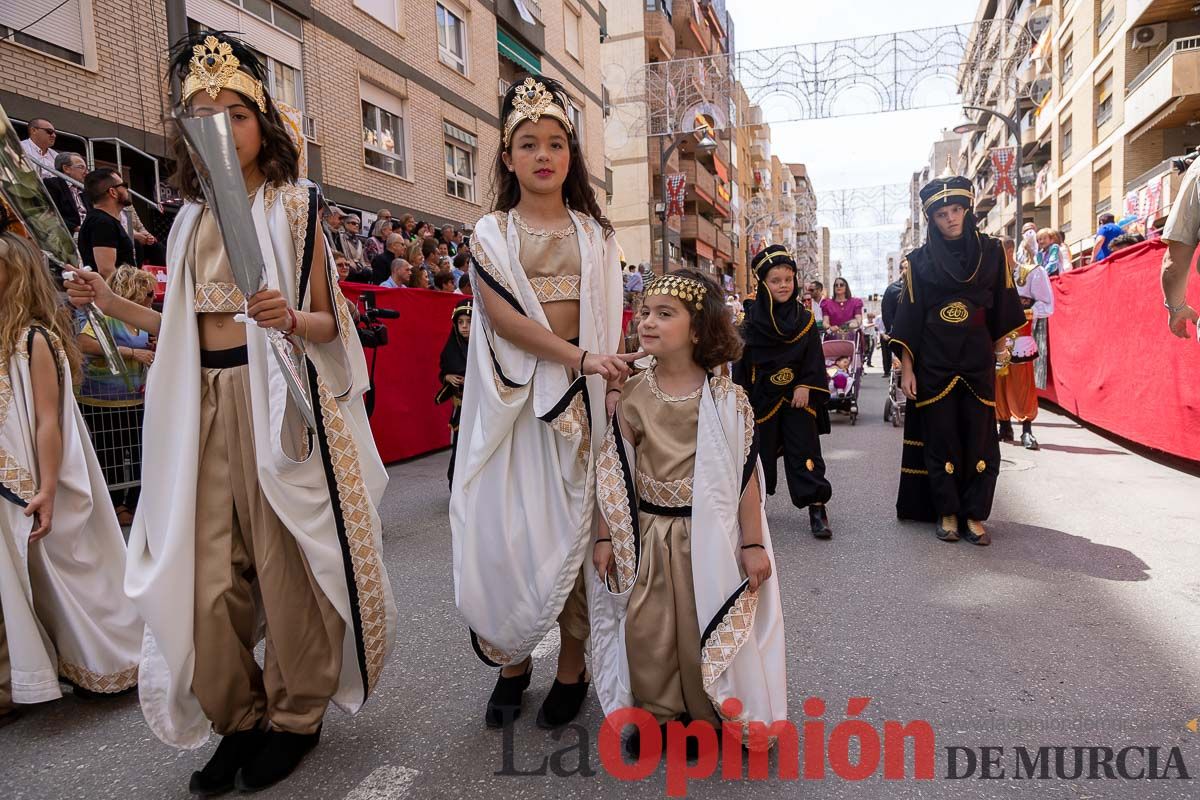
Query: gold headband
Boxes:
[
  {"xmin": 922, "ymin": 187, "xmax": 974, "ymax": 212},
  {"xmin": 645, "ymin": 274, "xmax": 708, "ymax": 311},
  {"xmin": 452, "ymin": 305, "xmax": 473, "ymax": 319},
  {"xmin": 752, "ymin": 248, "xmax": 794, "ymax": 274},
  {"xmin": 502, "ymin": 78, "xmax": 574, "ymax": 148},
  {"xmin": 182, "ymin": 36, "xmax": 267, "ymax": 114}
]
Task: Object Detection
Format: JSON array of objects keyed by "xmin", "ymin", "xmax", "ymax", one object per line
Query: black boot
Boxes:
[
  {"xmin": 998, "ymin": 420, "xmax": 1014, "ymax": 442},
  {"xmin": 624, "ymin": 723, "xmax": 668, "ymax": 760},
  {"xmin": 536, "ymin": 668, "xmax": 589, "ymax": 729},
  {"xmin": 188, "ymin": 728, "xmax": 266, "ymax": 796},
  {"xmin": 485, "ymin": 661, "xmax": 532, "ymax": 728},
  {"xmin": 234, "ymin": 728, "xmax": 321, "ymax": 793},
  {"xmin": 1020, "ymin": 421, "xmax": 1039, "ymax": 450},
  {"xmin": 809, "ymin": 505, "xmax": 832, "ymax": 539}
]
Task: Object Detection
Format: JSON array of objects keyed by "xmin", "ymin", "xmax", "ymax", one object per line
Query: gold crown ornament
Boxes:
[
  {"xmin": 182, "ymin": 36, "xmax": 267, "ymax": 113},
  {"xmin": 502, "ymin": 78, "xmax": 575, "ymax": 148},
  {"xmin": 645, "ymin": 274, "xmax": 708, "ymax": 311}
]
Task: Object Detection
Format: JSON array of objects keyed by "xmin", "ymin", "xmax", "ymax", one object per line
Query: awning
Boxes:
[{"xmin": 498, "ymin": 28, "xmax": 541, "ymax": 76}]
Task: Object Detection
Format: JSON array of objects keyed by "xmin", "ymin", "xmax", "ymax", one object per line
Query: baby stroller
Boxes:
[
  {"xmin": 883, "ymin": 353, "xmax": 906, "ymax": 428},
  {"xmin": 822, "ymin": 329, "xmax": 863, "ymax": 425}
]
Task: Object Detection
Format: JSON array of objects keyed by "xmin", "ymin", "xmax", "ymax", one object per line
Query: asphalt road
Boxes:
[{"xmin": 3, "ymin": 366, "xmax": 1198, "ymax": 799}]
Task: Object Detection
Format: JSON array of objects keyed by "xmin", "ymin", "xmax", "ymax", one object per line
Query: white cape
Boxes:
[
  {"xmin": 127, "ymin": 183, "xmax": 396, "ymax": 748},
  {"xmin": 587, "ymin": 375, "xmax": 788, "ymax": 731},
  {"xmin": 0, "ymin": 327, "xmax": 141, "ymax": 702},
  {"xmin": 451, "ymin": 210, "xmax": 622, "ymax": 665}
]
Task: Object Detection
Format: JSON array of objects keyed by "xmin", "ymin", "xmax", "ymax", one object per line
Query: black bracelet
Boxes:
[
  {"xmin": 579, "ymin": 350, "xmax": 588, "ymax": 374},
  {"xmin": 606, "ymin": 388, "xmax": 621, "ymax": 395},
  {"xmin": 594, "ymin": 537, "xmax": 611, "ymax": 544},
  {"xmin": 740, "ymin": 543, "xmax": 765, "ymax": 551}
]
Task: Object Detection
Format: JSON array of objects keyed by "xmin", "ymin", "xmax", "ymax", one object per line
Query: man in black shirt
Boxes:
[
  {"xmin": 43, "ymin": 152, "xmax": 90, "ymax": 233},
  {"xmin": 78, "ymin": 168, "xmax": 135, "ymax": 278},
  {"xmin": 370, "ymin": 233, "xmax": 408, "ymax": 285}
]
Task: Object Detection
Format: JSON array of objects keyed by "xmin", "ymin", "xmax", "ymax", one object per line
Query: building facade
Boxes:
[{"xmin": 1, "ymin": 0, "xmax": 607, "ymax": 234}]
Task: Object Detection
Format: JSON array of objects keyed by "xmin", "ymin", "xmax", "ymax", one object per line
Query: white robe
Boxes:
[
  {"xmin": 127, "ymin": 183, "xmax": 396, "ymax": 748},
  {"xmin": 0, "ymin": 327, "xmax": 142, "ymax": 703},
  {"xmin": 451, "ymin": 210, "xmax": 622, "ymax": 665},
  {"xmin": 588, "ymin": 375, "xmax": 788, "ymax": 734}
]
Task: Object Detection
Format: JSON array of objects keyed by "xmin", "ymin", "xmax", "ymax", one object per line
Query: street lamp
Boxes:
[
  {"xmin": 953, "ymin": 104, "xmax": 1023, "ymax": 244},
  {"xmin": 659, "ymin": 131, "xmax": 719, "ymax": 274}
]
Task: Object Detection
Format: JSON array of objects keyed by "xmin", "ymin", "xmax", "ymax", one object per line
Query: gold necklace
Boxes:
[{"xmin": 645, "ymin": 364, "xmax": 703, "ymax": 403}]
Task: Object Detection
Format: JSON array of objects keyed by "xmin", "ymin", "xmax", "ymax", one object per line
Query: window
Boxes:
[
  {"xmin": 0, "ymin": 0, "xmax": 88, "ymax": 65},
  {"xmin": 1059, "ymin": 190, "xmax": 1072, "ymax": 232},
  {"xmin": 1097, "ymin": 0, "xmax": 1114, "ymax": 39},
  {"xmin": 1060, "ymin": 115, "xmax": 1073, "ymax": 161},
  {"xmin": 1060, "ymin": 37, "xmax": 1074, "ymax": 84},
  {"xmin": 269, "ymin": 60, "xmax": 303, "ymax": 111},
  {"xmin": 361, "ymin": 83, "xmax": 407, "ymax": 178},
  {"xmin": 567, "ymin": 100, "xmax": 583, "ymax": 140},
  {"xmin": 1095, "ymin": 162, "xmax": 1112, "ymax": 210},
  {"xmin": 445, "ymin": 126, "xmax": 476, "ymax": 202},
  {"xmin": 355, "ymin": 0, "xmax": 400, "ymax": 30},
  {"xmin": 437, "ymin": 3, "xmax": 468, "ymax": 75},
  {"xmin": 226, "ymin": 0, "xmax": 302, "ymax": 38},
  {"xmin": 1095, "ymin": 71, "xmax": 1113, "ymax": 127},
  {"xmin": 565, "ymin": 4, "xmax": 582, "ymax": 60}
]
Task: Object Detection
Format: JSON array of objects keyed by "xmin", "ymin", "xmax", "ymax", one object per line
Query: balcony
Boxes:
[
  {"xmin": 1128, "ymin": 0, "xmax": 1197, "ymax": 27},
  {"xmin": 644, "ymin": 6, "xmax": 676, "ymax": 60},
  {"xmin": 1125, "ymin": 37, "xmax": 1200, "ymax": 137},
  {"xmin": 684, "ymin": 159, "xmax": 717, "ymax": 210},
  {"xmin": 716, "ymin": 229, "xmax": 732, "ymax": 260},
  {"xmin": 673, "ymin": 0, "xmax": 714, "ymax": 55},
  {"xmin": 1124, "ymin": 160, "xmax": 1186, "ymax": 224},
  {"xmin": 681, "ymin": 214, "xmax": 718, "ymax": 249}
]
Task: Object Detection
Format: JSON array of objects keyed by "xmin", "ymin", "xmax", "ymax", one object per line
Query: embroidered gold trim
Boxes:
[
  {"xmin": 597, "ymin": 425, "xmax": 637, "ymax": 592},
  {"xmin": 645, "ymin": 365, "xmax": 703, "ymax": 403},
  {"xmin": 635, "ymin": 471, "xmax": 692, "ymax": 507},
  {"xmin": 60, "ymin": 660, "xmax": 138, "ymax": 693},
  {"xmin": 903, "ymin": 439, "xmax": 924, "ymax": 447},
  {"xmin": 471, "ymin": 237, "xmax": 515, "ymax": 295},
  {"xmin": 939, "ymin": 301, "xmax": 969, "ymax": 323},
  {"xmin": 530, "ymin": 275, "xmax": 581, "ymax": 303},
  {"xmin": 194, "ymin": 281, "xmax": 245, "ymax": 313},
  {"xmin": 1, "ymin": 327, "xmax": 65, "ymax": 503},
  {"xmin": 315, "ymin": 376, "xmax": 389, "ymax": 693},
  {"xmin": 914, "ymin": 375, "xmax": 996, "ymax": 409},
  {"xmin": 548, "ymin": 390, "xmax": 591, "ymax": 464},
  {"xmin": 756, "ymin": 396, "xmax": 786, "ymax": 424},
  {"xmin": 475, "ymin": 635, "xmax": 514, "ymax": 667},
  {"xmin": 700, "ymin": 589, "xmax": 758, "ymax": 689},
  {"xmin": 492, "ymin": 372, "xmax": 519, "ymax": 400},
  {"xmin": 512, "ymin": 210, "xmax": 577, "ymax": 239},
  {"xmin": 900, "ymin": 467, "xmax": 929, "ymax": 475},
  {"xmin": 709, "ymin": 376, "xmax": 754, "ymax": 461},
  {"xmin": 770, "ymin": 367, "xmax": 794, "ymax": 386}
]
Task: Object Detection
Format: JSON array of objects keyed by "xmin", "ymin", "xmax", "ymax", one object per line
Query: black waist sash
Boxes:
[{"xmin": 638, "ymin": 499, "xmax": 692, "ymax": 517}]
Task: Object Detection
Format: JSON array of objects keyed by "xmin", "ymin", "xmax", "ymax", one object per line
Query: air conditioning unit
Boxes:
[{"xmin": 1131, "ymin": 24, "xmax": 1167, "ymax": 50}]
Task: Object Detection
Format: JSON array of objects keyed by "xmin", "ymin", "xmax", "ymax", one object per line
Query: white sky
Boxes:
[
  {"xmin": 725, "ymin": 0, "xmax": 976, "ymax": 191},
  {"xmin": 724, "ymin": 0, "xmax": 977, "ymax": 293}
]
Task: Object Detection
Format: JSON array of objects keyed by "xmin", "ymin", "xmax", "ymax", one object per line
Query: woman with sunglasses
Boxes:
[{"xmin": 819, "ymin": 277, "xmax": 864, "ymax": 337}]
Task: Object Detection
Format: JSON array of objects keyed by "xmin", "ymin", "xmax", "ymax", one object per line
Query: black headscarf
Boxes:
[
  {"xmin": 919, "ymin": 175, "xmax": 985, "ymax": 288},
  {"xmin": 742, "ymin": 244, "xmax": 814, "ymax": 356},
  {"xmin": 439, "ymin": 300, "xmax": 472, "ymax": 381}
]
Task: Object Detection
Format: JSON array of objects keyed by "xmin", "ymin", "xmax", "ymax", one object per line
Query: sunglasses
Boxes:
[{"xmin": 33, "ymin": 126, "xmax": 57, "ymax": 135}]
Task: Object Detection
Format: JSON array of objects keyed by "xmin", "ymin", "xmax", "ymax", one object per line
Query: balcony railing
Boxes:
[
  {"xmin": 1128, "ymin": 36, "xmax": 1200, "ymax": 94},
  {"xmin": 1095, "ymin": 196, "xmax": 1112, "ymax": 215}
]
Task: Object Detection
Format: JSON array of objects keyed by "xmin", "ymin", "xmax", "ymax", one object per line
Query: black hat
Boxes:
[
  {"xmin": 751, "ymin": 244, "xmax": 796, "ymax": 281},
  {"xmin": 919, "ymin": 175, "xmax": 975, "ymax": 218}
]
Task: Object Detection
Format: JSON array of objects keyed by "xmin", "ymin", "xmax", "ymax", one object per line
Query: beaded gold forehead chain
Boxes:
[{"xmin": 645, "ymin": 274, "xmax": 708, "ymax": 311}]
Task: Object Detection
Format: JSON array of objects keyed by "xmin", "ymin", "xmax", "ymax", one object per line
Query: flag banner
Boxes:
[
  {"xmin": 666, "ymin": 173, "xmax": 687, "ymax": 218},
  {"xmin": 991, "ymin": 147, "xmax": 1017, "ymax": 197}
]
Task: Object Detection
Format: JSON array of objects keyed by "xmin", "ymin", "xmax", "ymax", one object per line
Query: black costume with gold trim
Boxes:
[
  {"xmin": 436, "ymin": 299, "xmax": 472, "ymax": 488},
  {"xmin": 733, "ymin": 245, "xmax": 832, "ymax": 509},
  {"xmin": 889, "ymin": 177, "xmax": 1025, "ymax": 522}
]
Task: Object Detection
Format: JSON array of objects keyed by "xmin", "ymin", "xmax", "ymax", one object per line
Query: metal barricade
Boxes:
[{"xmin": 77, "ymin": 397, "xmax": 145, "ymax": 492}]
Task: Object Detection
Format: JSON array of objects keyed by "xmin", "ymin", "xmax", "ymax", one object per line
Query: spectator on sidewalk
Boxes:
[
  {"xmin": 420, "ymin": 236, "xmax": 440, "ymax": 286},
  {"xmin": 441, "ymin": 224, "xmax": 458, "ymax": 256},
  {"xmin": 1036, "ymin": 227, "xmax": 1070, "ymax": 276},
  {"xmin": 364, "ymin": 215, "xmax": 390, "ymax": 263},
  {"xmin": 380, "ymin": 258, "xmax": 413, "ymax": 289},
  {"xmin": 20, "ymin": 117, "xmax": 58, "ymax": 177},
  {"xmin": 1091, "ymin": 213, "xmax": 1124, "ymax": 264},
  {"xmin": 1160, "ymin": 155, "xmax": 1200, "ymax": 341},
  {"xmin": 371, "ymin": 233, "xmax": 408, "ymax": 285},
  {"xmin": 44, "ymin": 152, "xmax": 89, "ymax": 233},
  {"xmin": 434, "ymin": 272, "xmax": 457, "ymax": 292},
  {"xmin": 458, "ymin": 273, "xmax": 472, "ymax": 296},
  {"xmin": 398, "ymin": 213, "xmax": 417, "ymax": 241},
  {"xmin": 78, "ymin": 168, "xmax": 135, "ymax": 278}
]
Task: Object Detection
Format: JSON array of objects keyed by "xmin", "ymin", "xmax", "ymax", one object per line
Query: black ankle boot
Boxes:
[
  {"xmin": 998, "ymin": 421, "xmax": 1014, "ymax": 442},
  {"xmin": 234, "ymin": 728, "xmax": 321, "ymax": 793},
  {"xmin": 809, "ymin": 505, "xmax": 832, "ymax": 539},
  {"xmin": 536, "ymin": 668, "xmax": 589, "ymax": 729},
  {"xmin": 188, "ymin": 728, "xmax": 266, "ymax": 796},
  {"xmin": 624, "ymin": 723, "xmax": 668, "ymax": 759},
  {"xmin": 485, "ymin": 662, "xmax": 532, "ymax": 728}
]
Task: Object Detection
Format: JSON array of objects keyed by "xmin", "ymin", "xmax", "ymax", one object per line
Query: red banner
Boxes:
[
  {"xmin": 991, "ymin": 147, "xmax": 1017, "ymax": 197},
  {"xmin": 1037, "ymin": 240, "xmax": 1200, "ymax": 461},
  {"xmin": 666, "ymin": 173, "xmax": 687, "ymax": 218},
  {"xmin": 340, "ymin": 283, "xmax": 463, "ymax": 463}
]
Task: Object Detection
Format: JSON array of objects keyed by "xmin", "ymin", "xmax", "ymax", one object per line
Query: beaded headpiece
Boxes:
[
  {"xmin": 182, "ymin": 36, "xmax": 267, "ymax": 113},
  {"xmin": 645, "ymin": 274, "xmax": 709, "ymax": 311},
  {"xmin": 502, "ymin": 78, "xmax": 575, "ymax": 148}
]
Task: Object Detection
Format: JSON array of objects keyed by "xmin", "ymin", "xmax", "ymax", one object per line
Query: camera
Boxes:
[{"xmin": 356, "ymin": 292, "xmax": 399, "ymax": 349}]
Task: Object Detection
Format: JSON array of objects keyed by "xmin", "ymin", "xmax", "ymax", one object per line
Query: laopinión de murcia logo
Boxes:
[{"xmin": 496, "ymin": 697, "xmax": 1194, "ymax": 796}]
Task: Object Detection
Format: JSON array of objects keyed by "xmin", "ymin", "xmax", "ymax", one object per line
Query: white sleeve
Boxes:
[{"xmin": 1030, "ymin": 268, "xmax": 1054, "ymax": 318}]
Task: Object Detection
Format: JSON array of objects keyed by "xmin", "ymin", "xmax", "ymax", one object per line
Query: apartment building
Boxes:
[
  {"xmin": 902, "ymin": 129, "xmax": 964, "ymax": 255},
  {"xmin": 1, "ymin": 0, "xmax": 606, "ymax": 233}
]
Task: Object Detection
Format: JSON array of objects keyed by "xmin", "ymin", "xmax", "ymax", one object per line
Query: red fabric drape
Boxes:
[
  {"xmin": 1037, "ymin": 239, "xmax": 1200, "ymax": 461},
  {"xmin": 341, "ymin": 283, "xmax": 464, "ymax": 463}
]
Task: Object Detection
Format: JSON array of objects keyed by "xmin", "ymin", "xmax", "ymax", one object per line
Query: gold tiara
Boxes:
[
  {"xmin": 922, "ymin": 187, "xmax": 974, "ymax": 212},
  {"xmin": 645, "ymin": 274, "xmax": 708, "ymax": 311},
  {"xmin": 502, "ymin": 78, "xmax": 574, "ymax": 148},
  {"xmin": 182, "ymin": 36, "xmax": 267, "ymax": 113}
]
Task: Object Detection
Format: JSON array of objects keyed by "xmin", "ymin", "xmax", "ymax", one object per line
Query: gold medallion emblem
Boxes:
[
  {"xmin": 770, "ymin": 368, "xmax": 795, "ymax": 386},
  {"xmin": 940, "ymin": 301, "xmax": 970, "ymax": 323},
  {"xmin": 806, "ymin": 459, "xmax": 815, "ymax": 471},
  {"xmin": 976, "ymin": 460, "xmax": 987, "ymax": 473},
  {"xmin": 944, "ymin": 462, "xmax": 955, "ymax": 475}
]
